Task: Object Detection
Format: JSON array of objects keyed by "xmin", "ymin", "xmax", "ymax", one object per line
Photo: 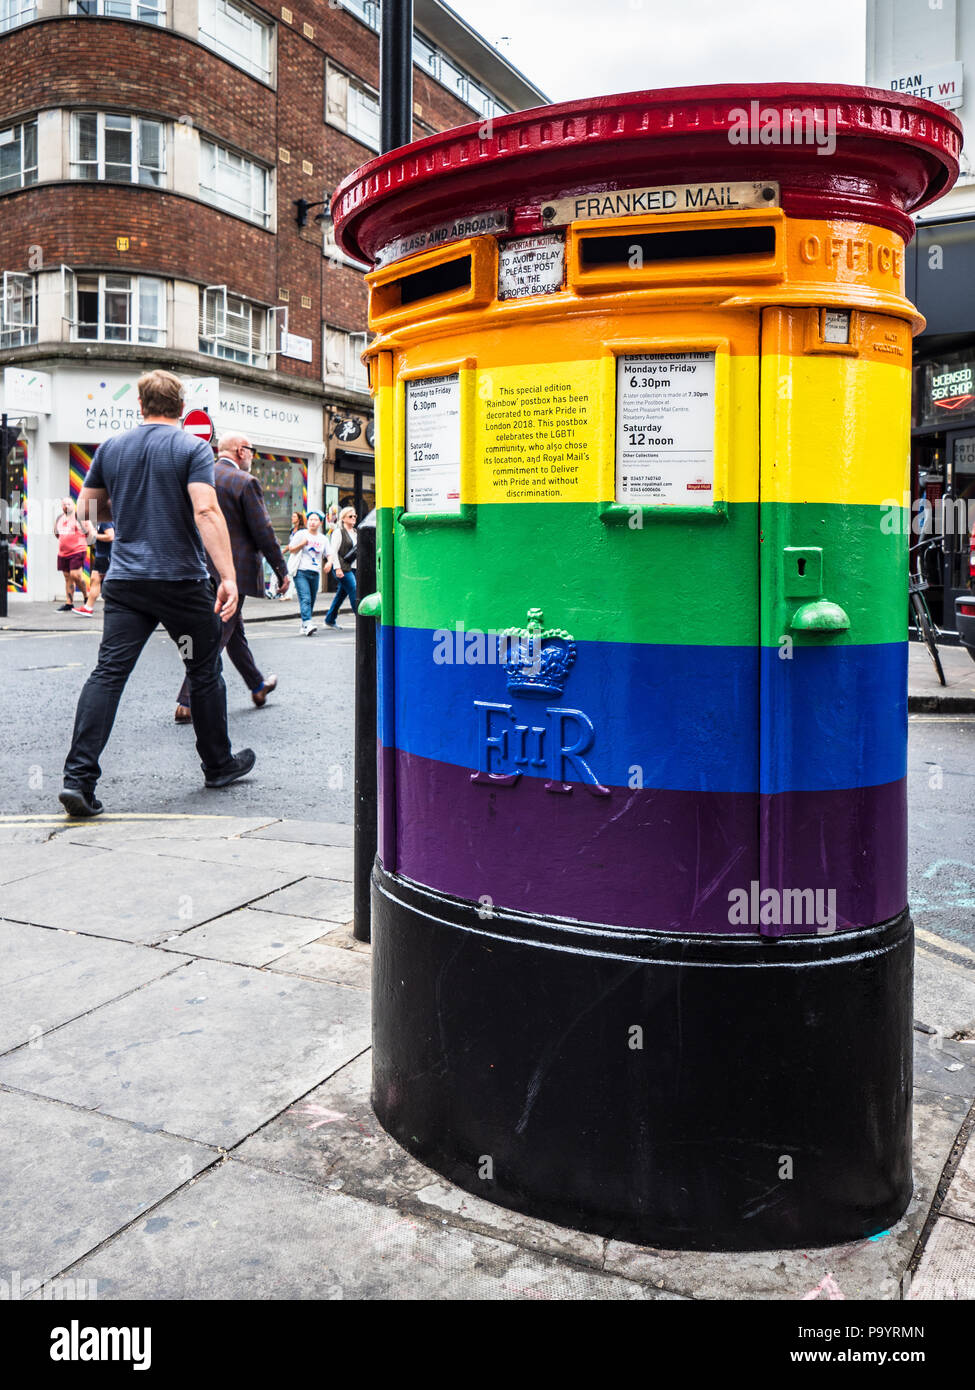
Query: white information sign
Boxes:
[
  {"xmin": 182, "ymin": 376, "xmax": 220, "ymax": 410},
  {"xmin": 3, "ymin": 367, "xmax": 52, "ymax": 414},
  {"xmin": 498, "ymin": 234, "xmax": 565, "ymax": 300},
  {"xmin": 405, "ymin": 373, "xmax": 461, "ymax": 513},
  {"xmin": 280, "ymin": 331, "xmax": 314, "ymax": 363},
  {"xmin": 822, "ymin": 310, "xmax": 850, "ymax": 345},
  {"xmin": 615, "ymin": 352, "xmax": 716, "ymax": 506}
]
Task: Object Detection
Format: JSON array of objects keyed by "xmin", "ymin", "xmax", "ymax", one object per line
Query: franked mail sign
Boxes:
[
  {"xmin": 543, "ymin": 181, "xmax": 778, "ymax": 226},
  {"xmin": 405, "ymin": 373, "xmax": 461, "ymax": 512},
  {"xmin": 615, "ymin": 352, "xmax": 716, "ymax": 506}
]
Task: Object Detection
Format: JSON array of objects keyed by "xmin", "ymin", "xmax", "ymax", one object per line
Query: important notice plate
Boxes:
[{"xmin": 498, "ymin": 234, "xmax": 565, "ymax": 300}]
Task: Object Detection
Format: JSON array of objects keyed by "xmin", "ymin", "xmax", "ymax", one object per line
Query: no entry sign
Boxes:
[{"xmin": 182, "ymin": 408, "xmax": 214, "ymax": 443}]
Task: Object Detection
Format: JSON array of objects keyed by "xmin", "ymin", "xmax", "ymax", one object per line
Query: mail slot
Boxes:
[{"xmin": 334, "ymin": 85, "xmax": 961, "ymax": 1250}]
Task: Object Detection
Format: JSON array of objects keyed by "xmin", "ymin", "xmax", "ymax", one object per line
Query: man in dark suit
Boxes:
[{"xmin": 174, "ymin": 433, "xmax": 290, "ymax": 722}]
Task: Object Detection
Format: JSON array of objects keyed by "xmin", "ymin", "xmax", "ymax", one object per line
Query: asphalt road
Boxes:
[
  {"xmin": 1, "ymin": 625, "xmax": 972, "ymax": 957},
  {"xmin": 907, "ymin": 712, "xmax": 975, "ymax": 958},
  {"xmin": 0, "ymin": 622, "xmax": 356, "ymax": 824}
]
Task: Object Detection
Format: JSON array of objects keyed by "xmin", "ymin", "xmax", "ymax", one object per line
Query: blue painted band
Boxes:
[{"xmin": 380, "ymin": 626, "xmax": 906, "ymax": 794}]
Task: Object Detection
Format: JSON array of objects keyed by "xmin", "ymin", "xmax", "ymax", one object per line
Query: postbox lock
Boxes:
[
  {"xmin": 782, "ymin": 546, "xmax": 823, "ymax": 597},
  {"xmin": 789, "ymin": 599, "xmax": 851, "ymax": 633}
]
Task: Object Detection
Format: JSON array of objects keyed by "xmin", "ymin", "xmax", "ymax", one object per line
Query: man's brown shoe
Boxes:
[
  {"xmin": 174, "ymin": 705, "xmax": 192, "ymax": 724},
  {"xmin": 252, "ymin": 675, "xmax": 277, "ymax": 708}
]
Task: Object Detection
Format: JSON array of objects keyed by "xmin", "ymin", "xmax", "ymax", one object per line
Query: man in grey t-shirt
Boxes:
[{"xmin": 59, "ymin": 370, "xmax": 256, "ymax": 817}]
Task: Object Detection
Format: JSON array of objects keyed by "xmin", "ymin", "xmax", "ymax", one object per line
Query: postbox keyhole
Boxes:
[{"xmin": 797, "ymin": 557, "xmax": 806, "ymax": 576}]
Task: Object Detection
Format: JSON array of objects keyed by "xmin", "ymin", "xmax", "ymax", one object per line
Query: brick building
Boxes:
[{"xmin": 0, "ymin": 0, "xmax": 545, "ymax": 600}]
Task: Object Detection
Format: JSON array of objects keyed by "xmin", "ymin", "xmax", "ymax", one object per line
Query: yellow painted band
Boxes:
[{"xmin": 375, "ymin": 328, "xmax": 906, "ymax": 508}]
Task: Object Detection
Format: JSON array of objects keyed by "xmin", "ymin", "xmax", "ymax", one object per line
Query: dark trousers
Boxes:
[
  {"xmin": 177, "ymin": 596, "xmax": 261, "ymax": 706},
  {"xmin": 63, "ymin": 578, "xmax": 234, "ymax": 789},
  {"xmin": 325, "ymin": 571, "xmax": 357, "ymax": 625}
]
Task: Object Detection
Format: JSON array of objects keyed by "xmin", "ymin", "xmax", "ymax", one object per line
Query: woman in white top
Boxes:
[
  {"xmin": 322, "ymin": 506, "xmax": 358, "ymax": 630},
  {"xmin": 287, "ymin": 510, "xmax": 329, "ymax": 635}
]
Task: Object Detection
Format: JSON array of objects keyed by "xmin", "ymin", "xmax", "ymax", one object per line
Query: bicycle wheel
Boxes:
[{"xmin": 911, "ymin": 592, "xmax": 946, "ymax": 686}]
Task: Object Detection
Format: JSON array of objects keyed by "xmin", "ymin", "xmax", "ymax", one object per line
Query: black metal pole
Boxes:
[
  {"xmin": 353, "ymin": 510, "xmax": 377, "ymax": 942},
  {"xmin": 353, "ymin": 2, "xmax": 412, "ymax": 941},
  {"xmin": 380, "ymin": 0, "xmax": 413, "ymax": 154}
]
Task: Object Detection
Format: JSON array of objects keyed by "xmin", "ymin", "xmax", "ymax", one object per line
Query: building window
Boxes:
[
  {"xmin": 68, "ymin": 0, "xmax": 166, "ymax": 24},
  {"xmin": 0, "ymin": 272, "xmax": 37, "ymax": 348},
  {"xmin": 0, "ymin": 0, "xmax": 35, "ymax": 32},
  {"xmin": 336, "ymin": 1, "xmax": 509, "ymax": 121},
  {"xmin": 325, "ymin": 62, "xmax": 380, "ymax": 152},
  {"xmin": 0, "ymin": 120, "xmax": 38, "ymax": 194},
  {"xmin": 72, "ymin": 273, "xmax": 166, "ymax": 344},
  {"xmin": 198, "ymin": 0, "xmax": 272, "ymax": 83},
  {"xmin": 199, "ymin": 139, "xmax": 270, "ymax": 226},
  {"xmin": 200, "ymin": 286, "xmax": 268, "ymax": 367},
  {"xmin": 70, "ymin": 113, "xmax": 165, "ymax": 186},
  {"xmin": 324, "ymin": 324, "xmax": 369, "ymax": 394}
]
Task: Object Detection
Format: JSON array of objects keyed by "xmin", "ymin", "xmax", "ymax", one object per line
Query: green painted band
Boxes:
[{"xmin": 378, "ymin": 501, "xmax": 909, "ymax": 648}]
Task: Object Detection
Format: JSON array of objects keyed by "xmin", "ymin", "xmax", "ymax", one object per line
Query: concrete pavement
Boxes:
[{"xmin": 0, "ymin": 811, "xmax": 973, "ymax": 1300}]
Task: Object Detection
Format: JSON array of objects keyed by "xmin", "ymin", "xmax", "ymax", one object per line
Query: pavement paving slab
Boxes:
[
  {"xmin": 85, "ymin": 834, "xmax": 355, "ymax": 881},
  {"xmin": 942, "ymin": 1135, "xmax": 975, "ymax": 1224},
  {"xmin": 0, "ymin": 849, "xmax": 299, "ymax": 944},
  {"xmin": 0, "ymin": 958, "xmax": 370, "ymax": 1147},
  {"xmin": 249, "ymin": 875, "xmax": 355, "ymax": 925},
  {"xmin": 908, "ymin": 1216, "xmax": 975, "ymax": 1299},
  {"xmin": 242, "ymin": 819, "xmax": 354, "ymax": 848},
  {"xmin": 0, "ymin": 1089, "xmax": 215, "ymax": 1291},
  {"xmin": 0, "ymin": 840, "xmax": 110, "ymax": 887},
  {"xmin": 0, "ymin": 921, "xmax": 190, "ymax": 1053},
  {"xmin": 164, "ymin": 908, "xmax": 330, "ymax": 968},
  {"xmin": 913, "ymin": 1031, "xmax": 975, "ymax": 1100},
  {"xmin": 52, "ymin": 817, "xmax": 278, "ymax": 846},
  {"xmin": 0, "ymin": 827, "xmax": 66, "ymax": 845},
  {"xmin": 232, "ymin": 1051, "xmax": 635, "ymax": 1271},
  {"xmin": 265, "ymin": 940, "xmax": 371, "ymax": 989},
  {"xmin": 914, "ymin": 947, "xmax": 975, "ymax": 1038},
  {"xmin": 61, "ymin": 1159, "xmax": 653, "ymax": 1300}
]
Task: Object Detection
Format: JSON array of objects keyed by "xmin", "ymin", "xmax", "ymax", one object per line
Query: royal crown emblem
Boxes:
[{"xmin": 500, "ymin": 608, "xmax": 576, "ymax": 700}]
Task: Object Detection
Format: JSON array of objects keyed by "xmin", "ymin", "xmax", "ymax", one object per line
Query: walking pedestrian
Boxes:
[
  {"xmin": 59, "ymin": 369, "xmax": 253, "ymax": 818},
  {"xmin": 79, "ymin": 516, "xmax": 114, "ymax": 613},
  {"xmin": 54, "ymin": 498, "xmax": 93, "ymax": 611},
  {"xmin": 174, "ymin": 432, "xmax": 290, "ymax": 722},
  {"xmin": 288, "ymin": 509, "xmax": 328, "ymax": 635},
  {"xmin": 323, "ymin": 505, "xmax": 358, "ymax": 630}
]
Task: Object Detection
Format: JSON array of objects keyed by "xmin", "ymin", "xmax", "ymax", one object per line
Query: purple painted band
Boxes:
[{"xmin": 383, "ymin": 748, "xmax": 906, "ymax": 936}]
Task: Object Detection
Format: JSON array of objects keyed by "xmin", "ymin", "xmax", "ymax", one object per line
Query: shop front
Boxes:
[
  {"xmin": 907, "ymin": 216, "xmax": 975, "ymax": 630},
  {"xmin": 2, "ymin": 367, "xmax": 325, "ymax": 602},
  {"xmin": 326, "ymin": 409, "xmax": 375, "ymax": 520},
  {"xmin": 910, "ymin": 349, "xmax": 975, "ymax": 628}
]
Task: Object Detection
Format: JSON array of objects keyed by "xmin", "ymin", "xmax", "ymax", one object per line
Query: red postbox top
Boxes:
[{"xmin": 332, "ymin": 84, "xmax": 961, "ymax": 265}]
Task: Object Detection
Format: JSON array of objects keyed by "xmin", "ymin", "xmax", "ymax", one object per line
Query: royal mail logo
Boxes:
[
  {"xmin": 472, "ymin": 608, "xmax": 608, "ymax": 796},
  {"xmin": 499, "ymin": 607, "xmax": 575, "ymax": 698}
]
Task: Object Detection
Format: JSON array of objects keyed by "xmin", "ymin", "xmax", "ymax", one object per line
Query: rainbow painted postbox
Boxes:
[{"xmin": 334, "ymin": 86, "xmax": 960, "ymax": 1250}]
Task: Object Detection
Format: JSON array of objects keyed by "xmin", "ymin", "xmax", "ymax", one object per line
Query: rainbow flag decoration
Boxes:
[
  {"xmin": 69, "ymin": 443, "xmax": 95, "ymax": 583},
  {"xmin": 5, "ymin": 443, "xmax": 28, "ymax": 593}
]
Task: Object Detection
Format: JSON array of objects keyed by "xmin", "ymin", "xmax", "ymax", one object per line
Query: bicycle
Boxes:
[{"xmin": 909, "ymin": 536, "xmax": 946, "ymax": 686}]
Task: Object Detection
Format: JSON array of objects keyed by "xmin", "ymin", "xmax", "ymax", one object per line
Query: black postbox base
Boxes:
[{"xmin": 371, "ymin": 865, "xmax": 914, "ymax": 1252}]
